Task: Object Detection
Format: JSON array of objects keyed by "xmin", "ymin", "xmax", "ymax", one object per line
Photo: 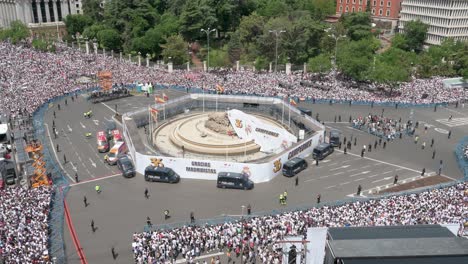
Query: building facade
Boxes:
[
  {"xmin": 399, "ymin": 0, "xmax": 468, "ymax": 45},
  {"xmin": 336, "ymin": 0, "xmax": 403, "ymax": 31},
  {"xmin": 0, "ymin": 0, "xmax": 78, "ymax": 28}
]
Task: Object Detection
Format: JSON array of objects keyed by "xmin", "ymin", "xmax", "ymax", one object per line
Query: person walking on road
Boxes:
[
  {"xmin": 448, "ymin": 130, "xmax": 452, "ymax": 139},
  {"xmin": 83, "ymin": 196, "xmax": 88, "ymax": 207},
  {"xmin": 63, "ymin": 154, "xmax": 67, "ymax": 164},
  {"xmin": 421, "ymin": 168, "xmax": 426, "ymax": 176},
  {"xmin": 190, "ymin": 212, "xmax": 195, "ymax": 223},
  {"xmin": 247, "ymin": 204, "xmax": 251, "ymax": 215},
  {"xmin": 111, "ymin": 247, "xmax": 117, "ymax": 260},
  {"xmin": 295, "ymin": 176, "xmax": 299, "ymax": 186},
  {"xmin": 53, "ymin": 111, "xmax": 56, "ymax": 118},
  {"xmin": 383, "ymin": 141, "xmax": 386, "ymax": 149},
  {"xmin": 356, "ymin": 185, "xmax": 362, "ymax": 196},
  {"xmin": 393, "ymin": 175, "xmax": 399, "ymax": 185},
  {"xmin": 432, "ymin": 150, "xmax": 436, "ymax": 159},
  {"xmin": 316, "ymin": 158, "xmax": 319, "ymax": 166},
  {"xmin": 344, "ymin": 146, "xmax": 347, "ymax": 154},
  {"xmin": 95, "ymin": 185, "xmax": 101, "ymax": 194},
  {"xmin": 283, "ymin": 190, "xmax": 288, "ymax": 202},
  {"xmin": 431, "ymin": 138, "xmax": 434, "ymax": 148},
  {"xmin": 91, "ymin": 220, "xmax": 95, "ymax": 233},
  {"xmin": 56, "ymin": 144, "xmax": 59, "ymax": 152},
  {"xmin": 146, "ymin": 216, "xmax": 152, "ymax": 227},
  {"xmin": 422, "ymin": 142, "xmax": 426, "ymax": 150},
  {"xmin": 144, "ymin": 188, "xmax": 149, "ymax": 199},
  {"xmin": 75, "ymin": 173, "xmax": 79, "ymax": 183},
  {"xmin": 316, "ymin": 194, "xmax": 321, "ymax": 204}
]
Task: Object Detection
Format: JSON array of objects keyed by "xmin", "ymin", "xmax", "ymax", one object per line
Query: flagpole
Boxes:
[
  {"xmin": 163, "ymin": 103, "xmax": 166, "ymax": 121},
  {"xmin": 282, "ymin": 98, "xmax": 284, "ymax": 125},
  {"xmin": 216, "ymin": 93, "xmax": 218, "ymax": 112},
  {"xmin": 202, "ymin": 84, "xmax": 205, "ymax": 113},
  {"xmin": 288, "ymin": 99, "xmax": 291, "ymax": 127}
]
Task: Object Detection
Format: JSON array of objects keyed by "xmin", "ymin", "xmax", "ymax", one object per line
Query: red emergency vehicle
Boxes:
[
  {"xmin": 112, "ymin": 129, "xmax": 123, "ymax": 142},
  {"xmin": 97, "ymin": 131, "xmax": 110, "ymax": 152}
]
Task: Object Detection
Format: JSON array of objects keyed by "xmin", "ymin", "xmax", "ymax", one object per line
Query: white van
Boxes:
[{"xmin": 106, "ymin": 141, "xmax": 127, "ymax": 165}]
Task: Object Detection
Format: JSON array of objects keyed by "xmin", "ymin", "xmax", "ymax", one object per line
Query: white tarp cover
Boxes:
[
  {"xmin": 227, "ymin": 109, "xmax": 297, "ymax": 153},
  {"xmin": 0, "ymin": 124, "xmax": 8, "ymax": 134}
]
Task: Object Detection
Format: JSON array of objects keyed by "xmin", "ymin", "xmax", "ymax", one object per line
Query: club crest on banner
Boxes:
[
  {"xmin": 273, "ymin": 159, "xmax": 282, "ymax": 173},
  {"xmin": 235, "ymin": 119, "xmax": 243, "ymax": 128},
  {"xmin": 150, "ymin": 158, "xmax": 165, "ymax": 167}
]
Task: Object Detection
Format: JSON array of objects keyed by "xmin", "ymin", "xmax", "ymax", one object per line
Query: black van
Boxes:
[
  {"xmin": 313, "ymin": 143, "xmax": 334, "ymax": 160},
  {"xmin": 217, "ymin": 172, "xmax": 254, "ymax": 190},
  {"xmin": 144, "ymin": 166, "xmax": 180, "ymax": 183},
  {"xmin": 329, "ymin": 130, "xmax": 341, "ymax": 147},
  {"xmin": 282, "ymin": 157, "xmax": 308, "ymax": 177},
  {"xmin": 117, "ymin": 155, "xmax": 136, "ymax": 178}
]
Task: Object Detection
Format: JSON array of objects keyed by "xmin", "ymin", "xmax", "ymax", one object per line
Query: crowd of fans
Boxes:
[
  {"xmin": 1, "ymin": 41, "xmax": 466, "ymax": 119},
  {"xmin": 0, "ymin": 41, "xmax": 467, "ymax": 263},
  {"xmin": 352, "ymin": 114, "xmax": 402, "ymax": 140},
  {"xmin": 132, "ymin": 183, "xmax": 467, "ymax": 263},
  {"xmin": 0, "ymin": 186, "xmax": 53, "ymax": 263}
]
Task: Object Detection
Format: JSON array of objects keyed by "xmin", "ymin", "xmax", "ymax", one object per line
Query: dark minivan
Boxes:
[
  {"xmin": 217, "ymin": 172, "xmax": 254, "ymax": 190},
  {"xmin": 312, "ymin": 143, "xmax": 334, "ymax": 160},
  {"xmin": 144, "ymin": 166, "xmax": 180, "ymax": 183},
  {"xmin": 117, "ymin": 155, "xmax": 136, "ymax": 178},
  {"xmin": 282, "ymin": 157, "xmax": 308, "ymax": 177},
  {"xmin": 329, "ymin": 130, "xmax": 341, "ymax": 147}
]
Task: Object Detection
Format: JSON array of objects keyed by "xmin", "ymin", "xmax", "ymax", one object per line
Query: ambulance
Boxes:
[
  {"xmin": 112, "ymin": 129, "xmax": 123, "ymax": 143},
  {"xmin": 106, "ymin": 141, "xmax": 128, "ymax": 165},
  {"xmin": 96, "ymin": 131, "xmax": 110, "ymax": 153}
]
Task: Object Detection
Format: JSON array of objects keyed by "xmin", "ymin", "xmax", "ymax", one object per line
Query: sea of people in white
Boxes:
[
  {"xmin": 132, "ymin": 183, "xmax": 467, "ymax": 263},
  {"xmin": 0, "ymin": 186, "xmax": 52, "ymax": 263},
  {"xmin": 0, "ymin": 40, "xmax": 467, "ymax": 263},
  {"xmin": 352, "ymin": 114, "xmax": 402, "ymax": 140}
]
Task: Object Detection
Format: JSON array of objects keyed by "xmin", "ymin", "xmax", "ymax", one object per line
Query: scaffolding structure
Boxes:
[
  {"xmin": 97, "ymin": 71, "xmax": 113, "ymax": 91},
  {"xmin": 25, "ymin": 142, "xmax": 50, "ymax": 188}
]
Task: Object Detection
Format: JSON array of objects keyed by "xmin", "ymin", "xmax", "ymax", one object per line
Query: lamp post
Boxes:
[
  {"xmin": 269, "ymin": 30, "xmax": 286, "ymax": 73},
  {"xmin": 201, "ymin": 27, "xmax": 216, "ymax": 71},
  {"xmin": 326, "ymin": 28, "xmax": 346, "ymax": 88},
  {"xmin": 146, "ymin": 53, "xmax": 150, "ymax": 67},
  {"xmin": 138, "ymin": 52, "xmax": 141, "ymax": 66},
  {"xmin": 92, "ymin": 38, "xmax": 97, "ymax": 55}
]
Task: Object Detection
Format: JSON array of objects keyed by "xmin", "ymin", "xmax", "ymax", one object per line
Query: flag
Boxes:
[
  {"xmin": 216, "ymin": 84, "xmax": 225, "ymax": 93},
  {"xmin": 150, "ymin": 107, "xmax": 158, "ymax": 114},
  {"xmin": 289, "ymin": 98, "xmax": 297, "ymax": 106},
  {"xmin": 162, "ymin": 93, "xmax": 169, "ymax": 101},
  {"xmin": 155, "ymin": 96, "xmax": 165, "ymax": 104}
]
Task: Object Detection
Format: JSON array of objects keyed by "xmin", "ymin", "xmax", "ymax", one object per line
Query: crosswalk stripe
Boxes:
[{"xmin": 436, "ymin": 118, "xmax": 468, "ymax": 127}]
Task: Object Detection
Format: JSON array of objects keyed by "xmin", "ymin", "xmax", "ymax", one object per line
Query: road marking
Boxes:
[
  {"xmin": 321, "ymin": 159, "xmax": 331, "ymax": 163},
  {"xmin": 349, "ymin": 171, "xmax": 371, "ymax": 177},
  {"xmin": 327, "ymin": 162, "xmax": 338, "ymax": 166},
  {"xmin": 340, "ymin": 181, "xmax": 351, "ymax": 186},
  {"xmin": 333, "ymin": 172, "xmax": 344, "ymax": 175},
  {"xmin": 89, "ymin": 158, "xmax": 97, "ymax": 168},
  {"xmin": 103, "ymin": 116, "xmax": 113, "ymax": 122},
  {"xmin": 80, "ymin": 122, "xmax": 86, "ymax": 129},
  {"xmin": 92, "ymin": 119, "xmax": 99, "ymax": 126},
  {"xmin": 372, "ymin": 177, "xmax": 392, "ymax": 183},
  {"xmin": 69, "ymin": 173, "xmax": 122, "ymax": 187},
  {"xmin": 45, "ymin": 124, "xmax": 75, "ymax": 183},
  {"xmin": 101, "ymin": 102, "xmax": 117, "ymax": 113},
  {"xmin": 353, "ymin": 177, "xmax": 365, "ymax": 182},
  {"xmin": 436, "ymin": 117, "xmax": 468, "ymax": 127},
  {"xmin": 175, "ymin": 252, "xmax": 224, "ymax": 264},
  {"xmin": 362, "ymin": 165, "xmax": 371, "ymax": 168},
  {"xmin": 70, "ymin": 162, "xmax": 77, "ymax": 172},
  {"xmin": 325, "ymin": 185, "xmax": 336, "ymax": 189},
  {"xmin": 434, "ymin": 128, "xmax": 449, "ymax": 134},
  {"xmin": 67, "ymin": 124, "xmax": 72, "ymax": 132},
  {"xmin": 442, "ymin": 107, "xmax": 468, "ymax": 117},
  {"xmin": 382, "ymin": 171, "xmax": 393, "ymax": 174},
  {"xmin": 367, "ymin": 174, "xmax": 380, "ymax": 178},
  {"xmin": 330, "ymin": 165, "xmax": 350, "ymax": 171},
  {"xmin": 319, "ymin": 175, "xmax": 330, "ymax": 179},
  {"xmin": 347, "ymin": 168, "xmax": 357, "ymax": 172}
]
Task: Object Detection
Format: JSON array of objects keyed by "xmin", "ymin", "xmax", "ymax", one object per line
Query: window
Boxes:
[
  {"xmin": 358, "ymin": 7, "xmax": 362, "ymax": 11},
  {"xmin": 76, "ymin": 4, "xmax": 79, "ymax": 8},
  {"xmin": 379, "ymin": 9, "xmax": 383, "ymax": 15},
  {"xmin": 380, "ymin": 0, "xmax": 384, "ymax": 6},
  {"xmin": 387, "ymin": 1, "xmax": 391, "ymax": 7},
  {"xmin": 340, "ymin": 0, "xmax": 342, "ymax": 3},
  {"xmin": 359, "ymin": 0, "xmax": 362, "ymax": 4},
  {"xmin": 345, "ymin": 6, "xmax": 349, "ymax": 12},
  {"xmin": 386, "ymin": 10, "xmax": 390, "ymax": 16},
  {"xmin": 353, "ymin": 0, "xmax": 356, "ymax": 4},
  {"xmin": 340, "ymin": 6, "xmax": 343, "ymax": 11},
  {"xmin": 373, "ymin": 1, "xmax": 376, "ymax": 6},
  {"xmin": 352, "ymin": 7, "xmax": 355, "ymax": 12},
  {"xmin": 372, "ymin": 8, "xmax": 376, "ymax": 14}
]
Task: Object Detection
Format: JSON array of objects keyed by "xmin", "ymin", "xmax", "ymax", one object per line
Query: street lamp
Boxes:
[
  {"xmin": 201, "ymin": 27, "xmax": 217, "ymax": 71},
  {"xmin": 325, "ymin": 28, "xmax": 346, "ymax": 88},
  {"xmin": 269, "ymin": 29, "xmax": 286, "ymax": 73},
  {"xmin": 92, "ymin": 38, "xmax": 97, "ymax": 55}
]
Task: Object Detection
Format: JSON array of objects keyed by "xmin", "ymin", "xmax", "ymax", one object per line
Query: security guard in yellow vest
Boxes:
[
  {"xmin": 279, "ymin": 194, "xmax": 284, "ymax": 205},
  {"xmin": 95, "ymin": 185, "xmax": 101, "ymax": 194},
  {"xmin": 283, "ymin": 190, "xmax": 288, "ymax": 202}
]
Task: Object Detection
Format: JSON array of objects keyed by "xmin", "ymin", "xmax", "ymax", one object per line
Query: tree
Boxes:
[
  {"xmin": 179, "ymin": 0, "xmax": 217, "ymax": 41},
  {"xmin": 64, "ymin": 14, "xmax": 93, "ymax": 36},
  {"xmin": 337, "ymin": 38, "xmax": 379, "ymax": 81},
  {"xmin": 227, "ymin": 32, "xmax": 242, "ymax": 63},
  {"xmin": 97, "ymin": 29, "xmax": 121, "ymax": 51},
  {"xmin": 257, "ymin": 0, "xmax": 289, "ymax": 18},
  {"xmin": 161, "ymin": 34, "xmax": 189, "ymax": 65},
  {"xmin": 82, "ymin": 0, "xmax": 103, "ymax": 21},
  {"xmin": 6, "ymin": 21, "xmax": 29, "ymax": 44},
  {"xmin": 340, "ymin": 12, "xmax": 373, "ymax": 41},
  {"xmin": 209, "ymin": 47, "xmax": 230, "ymax": 68},
  {"xmin": 402, "ymin": 20, "xmax": 428, "ymax": 53},
  {"xmin": 307, "ymin": 53, "xmax": 332, "ymax": 73},
  {"xmin": 83, "ymin": 24, "xmax": 108, "ymax": 40}
]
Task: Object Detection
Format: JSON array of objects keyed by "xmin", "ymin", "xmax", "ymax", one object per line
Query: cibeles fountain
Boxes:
[{"xmin": 153, "ymin": 109, "xmax": 297, "ymax": 162}]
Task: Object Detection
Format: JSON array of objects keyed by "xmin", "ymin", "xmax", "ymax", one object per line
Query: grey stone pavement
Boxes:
[{"xmin": 44, "ymin": 89, "xmax": 467, "ymax": 264}]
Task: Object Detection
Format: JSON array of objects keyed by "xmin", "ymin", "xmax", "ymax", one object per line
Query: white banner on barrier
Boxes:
[
  {"xmin": 134, "ymin": 132, "xmax": 322, "ymax": 183},
  {"xmin": 227, "ymin": 109, "xmax": 297, "ymax": 153}
]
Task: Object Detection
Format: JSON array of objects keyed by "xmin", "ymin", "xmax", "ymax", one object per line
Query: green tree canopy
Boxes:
[
  {"xmin": 97, "ymin": 29, "xmax": 121, "ymax": 51},
  {"xmin": 3, "ymin": 21, "xmax": 30, "ymax": 44},
  {"xmin": 82, "ymin": 0, "xmax": 103, "ymax": 21},
  {"xmin": 337, "ymin": 37, "xmax": 379, "ymax": 81},
  {"xmin": 307, "ymin": 53, "xmax": 332, "ymax": 73},
  {"xmin": 64, "ymin": 14, "xmax": 93, "ymax": 36},
  {"xmin": 402, "ymin": 20, "xmax": 429, "ymax": 53},
  {"xmin": 161, "ymin": 35, "xmax": 189, "ymax": 64}
]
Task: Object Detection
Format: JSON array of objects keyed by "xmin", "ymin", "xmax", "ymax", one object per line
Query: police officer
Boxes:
[
  {"xmin": 295, "ymin": 176, "xmax": 299, "ymax": 186},
  {"xmin": 279, "ymin": 193, "xmax": 284, "ymax": 205},
  {"xmin": 383, "ymin": 141, "xmax": 386, "ymax": 149},
  {"xmin": 57, "ymin": 103, "xmax": 61, "ymax": 110},
  {"xmin": 344, "ymin": 146, "xmax": 347, "ymax": 154},
  {"xmin": 83, "ymin": 196, "xmax": 88, "ymax": 207},
  {"xmin": 283, "ymin": 190, "xmax": 288, "ymax": 202},
  {"xmin": 91, "ymin": 219, "xmax": 95, "ymax": 233},
  {"xmin": 316, "ymin": 158, "xmax": 319, "ymax": 166},
  {"xmin": 421, "ymin": 168, "xmax": 426, "ymax": 176},
  {"xmin": 146, "ymin": 216, "xmax": 152, "ymax": 227},
  {"xmin": 316, "ymin": 194, "xmax": 321, "ymax": 204},
  {"xmin": 75, "ymin": 173, "xmax": 79, "ymax": 183},
  {"xmin": 144, "ymin": 188, "xmax": 149, "ymax": 199},
  {"xmin": 432, "ymin": 150, "xmax": 436, "ymax": 159},
  {"xmin": 164, "ymin": 210, "xmax": 170, "ymax": 220},
  {"xmin": 247, "ymin": 204, "xmax": 251, "ymax": 215},
  {"xmin": 431, "ymin": 138, "xmax": 434, "ymax": 148},
  {"xmin": 354, "ymin": 137, "xmax": 357, "ymax": 146},
  {"xmin": 393, "ymin": 175, "xmax": 398, "ymax": 185},
  {"xmin": 104, "ymin": 154, "xmax": 109, "ymax": 164},
  {"xmin": 368, "ymin": 143, "xmax": 372, "ymax": 152},
  {"xmin": 63, "ymin": 154, "xmax": 67, "ymax": 164},
  {"xmin": 190, "ymin": 212, "xmax": 195, "ymax": 223},
  {"xmin": 95, "ymin": 185, "xmax": 101, "ymax": 194}
]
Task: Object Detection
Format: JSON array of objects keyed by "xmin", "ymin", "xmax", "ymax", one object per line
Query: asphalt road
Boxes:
[{"xmin": 44, "ymin": 90, "xmax": 467, "ymax": 264}]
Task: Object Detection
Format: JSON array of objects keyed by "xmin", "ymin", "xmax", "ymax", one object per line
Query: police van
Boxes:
[
  {"xmin": 312, "ymin": 143, "xmax": 334, "ymax": 160},
  {"xmin": 217, "ymin": 172, "xmax": 254, "ymax": 190},
  {"xmin": 144, "ymin": 166, "xmax": 180, "ymax": 183},
  {"xmin": 282, "ymin": 157, "xmax": 308, "ymax": 177},
  {"xmin": 329, "ymin": 130, "xmax": 341, "ymax": 147}
]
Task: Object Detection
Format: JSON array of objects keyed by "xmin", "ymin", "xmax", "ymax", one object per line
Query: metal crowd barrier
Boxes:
[{"xmin": 454, "ymin": 136, "xmax": 468, "ymax": 180}]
